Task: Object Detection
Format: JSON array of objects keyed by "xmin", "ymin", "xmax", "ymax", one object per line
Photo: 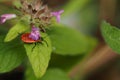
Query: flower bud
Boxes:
[
  {"xmin": 51, "ymin": 10, "xmax": 64, "ymax": 23},
  {"xmin": 0, "ymin": 14, "xmax": 16, "ymax": 24}
]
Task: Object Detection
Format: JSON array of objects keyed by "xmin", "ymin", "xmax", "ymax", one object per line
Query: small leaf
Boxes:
[
  {"xmin": 4, "ymin": 20, "xmax": 29, "ymax": 42},
  {"xmin": 101, "ymin": 21, "xmax": 120, "ymax": 53},
  {"xmin": 24, "ymin": 33, "xmax": 52, "ymax": 78},
  {"xmin": 13, "ymin": 0, "xmax": 22, "ymax": 9},
  {"xmin": 46, "ymin": 25, "xmax": 88, "ymax": 55},
  {"xmin": 0, "ymin": 36, "xmax": 26, "ymax": 73}
]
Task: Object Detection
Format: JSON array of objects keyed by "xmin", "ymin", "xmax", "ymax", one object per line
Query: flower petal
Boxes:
[{"xmin": 59, "ymin": 10, "xmax": 64, "ymax": 14}]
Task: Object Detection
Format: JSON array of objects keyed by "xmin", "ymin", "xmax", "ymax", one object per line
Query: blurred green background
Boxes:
[{"xmin": 0, "ymin": 0, "xmax": 120, "ymax": 80}]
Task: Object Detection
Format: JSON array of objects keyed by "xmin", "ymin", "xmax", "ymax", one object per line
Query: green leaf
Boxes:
[
  {"xmin": 46, "ymin": 25, "xmax": 88, "ymax": 55},
  {"xmin": 25, "ymin": 64, "xmax": 38, "ymax": 80},
  {"xmin": 0, "ymin": 36, "xmax": 26, "ymax": 73},
  {"xmin": 49, "ymin": 37, "xmax": 97, "ymax": 72},
  {"xmin": 49, "ymin": 54, "xmax": 84, "ymax": 72},
  {"xmin": 25, "ymin": 67, "xmax": 70, "ymax": 80},
  {"xmin": 24, "ymin": 33, "xmax": 52, "ymax": 78},
  {"xmin": 101, "ymin": 21, "xmax": 120, "ymax": 53},
  {"xmin": 41, "ymin": 69, "xmax": 70, "ymax": 80},
  {"xmin": 4, "ymin": 20, "xmax": 29, "ymax": 42}
]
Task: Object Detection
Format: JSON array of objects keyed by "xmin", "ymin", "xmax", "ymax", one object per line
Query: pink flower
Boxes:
[
  {"xmin": 29, "ymin": 26, "xmax": 40, "ymax": 40},
  {"xmin": 51, "ymin": 10, "xmax": 64, "ymax": 23},
  {"xmin": 0, "ymin": 14, "xmax": 16, "ymax": 24}
]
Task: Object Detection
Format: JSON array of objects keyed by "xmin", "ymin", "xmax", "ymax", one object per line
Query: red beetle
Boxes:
[{"xmin": 21, "ymin": 33, "xmax": 41, "ymax": 43}]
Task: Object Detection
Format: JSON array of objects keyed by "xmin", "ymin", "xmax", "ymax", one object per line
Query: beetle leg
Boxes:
[
  {"xmin": 31, "ymin": 43, "xmax": 37, "ymax": 52},
  {"xmin": 39, "ymin": 41, "xmax": 44, "ymax": 45},
  {"xmin": 41, "ymin": 37, "xmax": 48, "ymax": 47}
]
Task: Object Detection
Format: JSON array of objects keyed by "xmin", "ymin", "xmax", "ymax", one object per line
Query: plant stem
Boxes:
[{"xmin": 68, "ymin": 44, "xmax": 119, "ymax": 80}]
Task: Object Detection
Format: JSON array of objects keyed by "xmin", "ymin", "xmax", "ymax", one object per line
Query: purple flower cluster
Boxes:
[
  {"xmin": 0, "ymin": 10, "xmax": 64, "ymax": 41},
  {"xmin": 29, "ymin": 26, "xmax": 40, "ymax": 40},
  {"xmin": 0, "ymin": 14, "xmax": 16, "ymax": 24},
  {"xmin": 0, "ymin": 10, "xmax": 64, "ymax": 24}
]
